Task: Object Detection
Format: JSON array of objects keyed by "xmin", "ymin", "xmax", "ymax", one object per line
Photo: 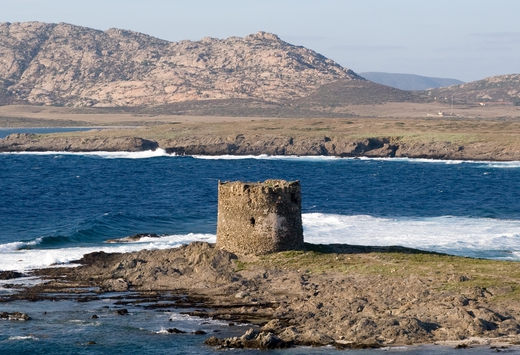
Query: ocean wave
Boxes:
[
  {"xmin": 357, "ymin": 157, "xmax": 469, "ymax": 164},
  {"xmin": 480, "ymin": 162, "xmax": 520, "ymax": 169},
  {"xmin": 302, "ymin": 213, "xmax": 520, "ymax": 259},
  {"xmin": 192, "ymin": 154, "xmax": 340, "ymax": 161},
  {"xmin": 2, "ymin": 148, "xmax": 171, "ymax": 159},
  {"xmin": 4, "ymin": 150, "xmax": 520, "ymax": 167},
  {"xmin": 8, "ymin": 335, "xmax": 39, "ymax": 341},
  {"xmin": 0, "ymin": 233, "xmax": 216, "ymax": 272},
  {"xmin": 3, "ymin": 214, "xmax": 520, "ymax": 273},
  {"xmin": 356, "ymin": 156, "xmax": 520, "ymax": 168},
  {"xmin": 0, "ymin": 238, "xmax": 43, "ymax": 253},
  {"xmin": 192, "ymin": 155, "xmax": 520, "ymax": 168}
]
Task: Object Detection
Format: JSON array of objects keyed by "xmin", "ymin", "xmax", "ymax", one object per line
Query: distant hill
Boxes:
[
  {"xmin": 424, "ymin": 74, "xmax": 520, "ymax": 105},
  {"xmin": 359, "ymin": 72, "xmax": 464, "ymax": 91},
  {"xmin": 0, "ymin": 21, "xmax": 364, "ymax": 107},
  {"xmin": 293, "ymin": 79, "xmax": 423, "ymax": 107}
]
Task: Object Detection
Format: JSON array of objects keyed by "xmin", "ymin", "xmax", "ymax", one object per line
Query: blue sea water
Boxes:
[{"xmin": 2, "ymin": 151, "xmax": 520, "ymax": 354}]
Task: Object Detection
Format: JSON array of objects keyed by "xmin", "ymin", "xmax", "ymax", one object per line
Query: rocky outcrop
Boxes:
[
  {"xmin": 24, "ymin": 242, "xmax": 520, "ymax": 347},
  {"xmin": 205, "ymin": 328, "xmax": 292, "ymax": 349},
  {"xmin": 2, "ymin": 131, "xmax": 520, "ymax": 161},
  {"xmin": 0, "ymin": 270, "xmax": 25, "ymax": 280},
  {"xmin": 0, "ymin": 312, "xmax": 31, "ymax": 321},
  {"xmin": 0, "ymin": 133, "xmax": 158, "ymax": 152},
  {"xmin": 159, "ymin": 135, "xmax": 520, "ymax": 161},
  {"xmin": 0, "ymin": 22, "xmax": 362, "ymax": 107},
  {"xmin": 69, "ymin": 242, "xmax": 239, "ymax": 291}
]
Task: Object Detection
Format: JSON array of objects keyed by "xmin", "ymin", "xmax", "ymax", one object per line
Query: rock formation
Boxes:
[
  {"xmin": 0, "ymin": 22, "xmax": 362, "ymax": 107},
  {"xmin": 19, "ymin": 242, "xmax": 520, "ymax": 347}
]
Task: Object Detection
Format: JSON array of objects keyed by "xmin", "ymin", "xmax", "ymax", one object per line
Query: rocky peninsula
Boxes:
[
  {"xmin": 3, "ymin": 241, "xmax": 520, "ymax": 349},
  {"xmin": 2, "ymin": 117, "xmax": 520, "ymax": 161}
]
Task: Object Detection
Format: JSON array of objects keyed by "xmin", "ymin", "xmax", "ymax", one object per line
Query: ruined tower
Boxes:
[{"xmin": 216, "ymin": 179, "xmax": 304, "ymax": 255}]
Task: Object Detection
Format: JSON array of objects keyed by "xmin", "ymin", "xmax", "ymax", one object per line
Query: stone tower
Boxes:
[{"xmin": 216, "ymin": 179, "xmax": 304, "ymax": 255}]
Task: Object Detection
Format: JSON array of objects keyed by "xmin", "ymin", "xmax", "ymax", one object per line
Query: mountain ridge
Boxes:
[
  {"xmin": 424, "ymin": 74, "xmax": 520, "ymax": 105},
  {"xmin": 1, "ymin": 21, "xmax": 518, "ymax": 112},
  {"xmin": 0, "ymin": 21, "xmax": 363, "ymax": 107}
]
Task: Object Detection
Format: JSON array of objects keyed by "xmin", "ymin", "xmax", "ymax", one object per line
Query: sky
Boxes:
[{"xmin": 1, "ymin": 0, "xmax": 519, "ymax": 82}]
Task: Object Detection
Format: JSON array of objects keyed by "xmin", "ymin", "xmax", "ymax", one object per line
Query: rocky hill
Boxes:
[
  {"xmin": 293, "ymin": 79, "xmax": 422, "ymax": 107},
  {"xmin": 424, "ymin": 74, "xmax": 520, "ymax": 105},
  {"xmin": 359, "ymin": 72, "xmax": 464, "ymax": 91},
  {"xmin": 0, "ymin": 22, "xmax": 363, "ymax": 107}
]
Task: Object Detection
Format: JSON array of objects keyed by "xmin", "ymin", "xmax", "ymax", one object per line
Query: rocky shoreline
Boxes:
[
  {"xmin": 2, "ymin": 130, "xmax": 520, "ymax": 161},
  {"xmin": 4, "ymin": 242, "xmax": 520, "ymax": 349}
]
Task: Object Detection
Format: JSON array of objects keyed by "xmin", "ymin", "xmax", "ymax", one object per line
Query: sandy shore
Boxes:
[{"xmin": 3, "ymin": 242, "xmax": 520, "ymax": 349}]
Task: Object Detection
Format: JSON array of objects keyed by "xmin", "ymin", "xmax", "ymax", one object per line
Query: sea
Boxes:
[{"xmin": 2, "ymin": 135, "xmax": 520, "ymax": 354}]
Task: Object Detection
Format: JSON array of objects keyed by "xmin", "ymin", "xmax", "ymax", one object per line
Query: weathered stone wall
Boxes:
[{"xmin": 216, "ymin": 180, "xmax": 304, "ymax": 255}]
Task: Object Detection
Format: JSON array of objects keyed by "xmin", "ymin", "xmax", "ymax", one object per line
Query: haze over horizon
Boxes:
[{"xmin": 1, "ymin": 0, "xmax": 519, "ymax": 83}]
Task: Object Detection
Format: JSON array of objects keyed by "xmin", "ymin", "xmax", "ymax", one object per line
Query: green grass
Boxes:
[{"xmin": 236, "ymin": 244, "xmax": 520, "ymax": 302}]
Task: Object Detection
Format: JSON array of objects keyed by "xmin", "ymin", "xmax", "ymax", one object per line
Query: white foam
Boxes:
[
  {"xmin": 3, "ymin": 214, "xmax": 520, "ymax": 273},
  {"xmin": 0, "ymin": 276, "xmax": 44, "ymax": 294},
  {"xmin": 3, "ymin": 150, "xmax": 520, "ymax": 168},
  {"xmin": 481, "ymin": 161, "xmax": 520, "ymax": 169},
  {"xmin": 343, "ymin": 156, "xmax": 520, "ymax": 169},
  {"xmin": 0, "ymin": 237, "xmax": 43, "ymax": 253},
  {"xmin": 0, "ymin": 233, "xmax": 215, "ymax": 272},
  {"xmin": 155, "ymin": 313, "xmax": 230, "ymax": 334},
  {"xmin": 167, "ymin": 312, "xmax": 227, "ymax": 325},
  {"xmin": 8, "ymin": 335, "xmax": 39, "ymax": 341},
  {"xmin": 358, "ymin": 156, "xmax": 469, "ymax": 164},
  {"xmin": 1, "ymin": 148, "xmax": 171, "ymax": 159},
  {"xmin": 193, "ymin": 155, "xmax": 520, "ymax": 169},
  {"xmin": 303, "ymin": 213, "xmax": 520, "ymax": 259},
  {"xmin": 192, "ymin": 154, "xmax": 339, "ymax": 161}
]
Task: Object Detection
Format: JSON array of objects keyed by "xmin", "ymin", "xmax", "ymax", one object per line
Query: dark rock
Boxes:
[
  {"xmin": 0, "ymin": 270, "xmax": 25, "ymax": 280},
  {"xmin": 204, "ymin": 328, "xmax": 292, "ymax": 349},
  {"xmin": 0, "ymin": 312, "xmax": 31, "ymax": 321},
  {"xmin": 335, "ymin": 342, "xmax": 383, "ymax": 349},
  {"xmin": 115, "ymin": 309, "xmax": 129, "ymax": 315},
  {"xmin": 91, "ymin": 315, "xmax": 99, "ymax": 319},
  {"xmin": 204, "ymin": 336, "xmax": 221, "ymax": 346},
  {"xmin": 455, "ymin": 343, "xmax": 470, "ymax": 349},
  {"xmin": 193, "ymin": 330, "xmax": 207, "ymax": 335},
  {"xmin": 167, "ymin": 328, "xmax": 186, "ymax": 334}
]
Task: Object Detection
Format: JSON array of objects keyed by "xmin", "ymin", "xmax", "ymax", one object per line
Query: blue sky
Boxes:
[{"xmin": 1, "ymin": 0, "xmax": 519, "ymax": 82}]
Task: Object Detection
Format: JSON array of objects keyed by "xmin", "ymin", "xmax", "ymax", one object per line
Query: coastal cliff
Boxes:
[{"xmin": 1, "ymin": 128, "xmax": 520, "ymax": 161}]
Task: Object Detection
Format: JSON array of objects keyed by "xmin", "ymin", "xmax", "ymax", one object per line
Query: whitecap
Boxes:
[
  {"xmin": 0, "ymin": 233, "xmax": 216, "ymax": 272},
  {"xmin": 480, "ymin": 161, "xmax": 520, "ymax": 169},
  {"xmin": 3, "ymin": 214, "xmax": 520, "ymax": 273},
  {"xmin": 1, "ymin": 149, "xmax": 171, "ymax": 159},
  {"xmin": 168, "ymin": 312, "xmax": 229, "ymax": 326},
  {"xmin": 8, "ymin": 335, "xmax": 39, "ymax": 341},
  {"xmin": 192, "ymin": 154, "xmax": 339, "ymax": 161},
  {"xmin": 303, "ymin": 213, "xmax": 520, "ymax": 259}
]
